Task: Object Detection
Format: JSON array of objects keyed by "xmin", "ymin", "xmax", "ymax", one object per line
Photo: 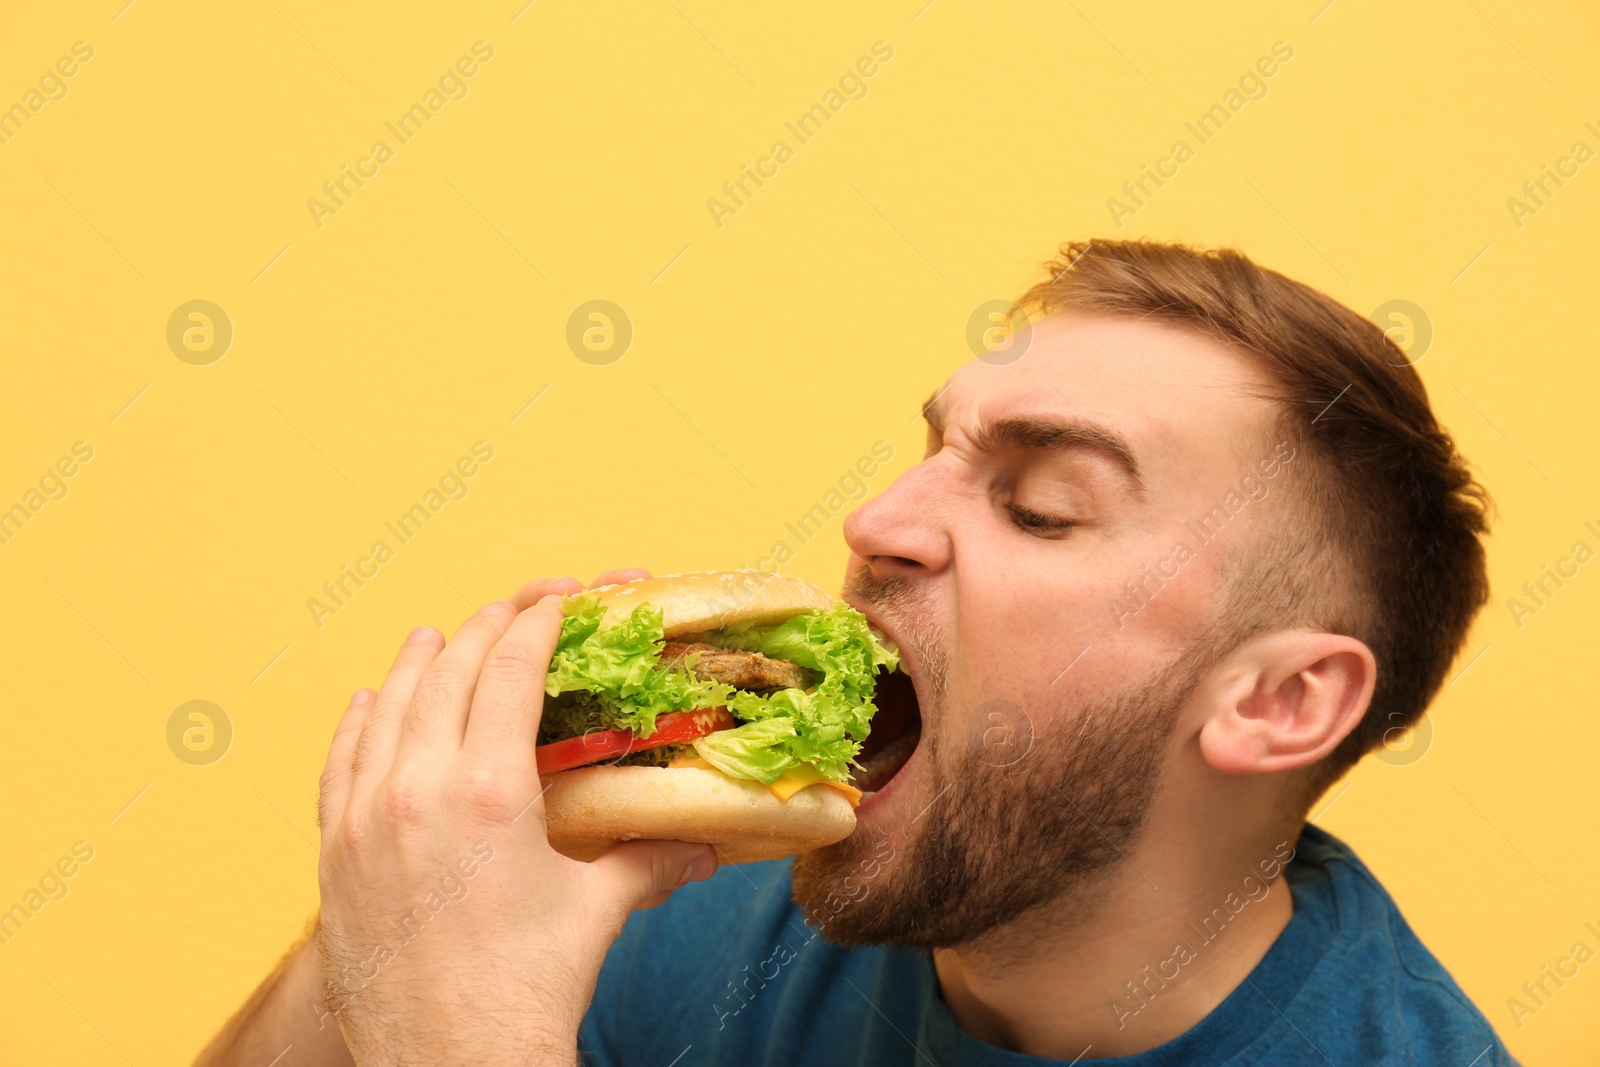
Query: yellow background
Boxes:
[{"xmin": 1, "ymin": 0, "xmax": 1595, "ymax": 1062}]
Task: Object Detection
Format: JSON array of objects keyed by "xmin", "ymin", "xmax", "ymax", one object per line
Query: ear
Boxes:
[{"xmin": 1196, "ymin": 630, "xmax": 1377, "ymax": 775}]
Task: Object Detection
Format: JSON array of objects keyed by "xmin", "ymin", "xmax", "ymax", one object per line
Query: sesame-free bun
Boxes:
[
  {"xmin": 543, "ymin": 766, "xmax": 857, "ymax": 865},
  {"xmin": 582, "ymin": 569, "xmax": 836, "ymax": 637}
]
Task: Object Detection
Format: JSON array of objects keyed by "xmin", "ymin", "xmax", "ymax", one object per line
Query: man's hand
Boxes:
[{"xmin": 315, "ymin": 571, "xmax": 716, "ymax": 1066}]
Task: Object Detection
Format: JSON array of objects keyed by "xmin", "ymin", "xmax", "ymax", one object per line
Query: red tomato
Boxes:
[{"xmin": 535, "ymin": 706, "xmax": 737, "ymax": 775}]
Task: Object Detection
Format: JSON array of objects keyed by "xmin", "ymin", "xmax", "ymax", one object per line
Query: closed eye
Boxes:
[{"xmin": 1005, "ymin": 502, "xmax": 1075, "ymax": 536}]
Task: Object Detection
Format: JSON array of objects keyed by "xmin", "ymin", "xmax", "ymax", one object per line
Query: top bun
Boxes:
[{"xmin": 582, "ymin": 569, "xmax": 837, "ymax": 636}]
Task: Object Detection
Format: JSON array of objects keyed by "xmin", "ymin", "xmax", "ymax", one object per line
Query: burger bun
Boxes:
[
  {"xmin": 542, "ymin": 766, "xmax": 856, "ymax": 865},
  {"xmin": 581, "ymin": 569, "xmax": 836, "ymax": 638}
]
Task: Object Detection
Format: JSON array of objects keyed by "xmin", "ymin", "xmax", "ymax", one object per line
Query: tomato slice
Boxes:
[{"xmin": 535, "ymin": 706, "xmax": 737, "ymax": 775}]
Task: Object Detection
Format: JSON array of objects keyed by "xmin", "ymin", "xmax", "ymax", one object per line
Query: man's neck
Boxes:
[{"xmin": 931, "ymin": 825, "xmax": 1302, "ymax": 1060}]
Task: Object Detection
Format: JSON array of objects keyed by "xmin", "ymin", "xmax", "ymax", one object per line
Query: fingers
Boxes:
[
  {"xmin": 583, "ymin": 840, "xmax": 717, "ymax": 927},
  {"xmin": 319, "ymin": 689, "xmax": 374, "ymax": 837},
  {"xmin": 350, "ymin": 626, "xmax": 445, "ymax": 794},
  {"xmin": 393, "ymin": 601, "xmax": 518, "ymax": 762},
  {"xmin": 590, "ymin": 568, "xmax": 651, "ymax": 588},
  {"xmin": 511, "ymin": 576, "xmax": 583, "ymax": 611},
  {"xmin": 462, "ymin": 594, "xmax": 567, "ymax": 765}
]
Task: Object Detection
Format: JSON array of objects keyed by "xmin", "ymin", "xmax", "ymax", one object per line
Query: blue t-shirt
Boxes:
[{"xmin": 580, "ymin": 824, "xmax": 1516, "ymax": 1065}]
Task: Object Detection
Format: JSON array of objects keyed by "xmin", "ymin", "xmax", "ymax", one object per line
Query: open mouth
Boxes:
[{"xmin": 851, "ymin": 664, "xmax": 922, "ymax": 795}]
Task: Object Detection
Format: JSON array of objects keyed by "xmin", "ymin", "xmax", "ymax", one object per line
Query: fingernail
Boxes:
[
  {"xmin": 480, "ymin": 599, "xmax": 515, "ymax": 618},
  {"xmin": 537, "ymin": 593, "xmax": 562, "ymax": 607},
  {"xmin": 350, "ymin": 689, "xmax": 374, "ymax": 707},
  {"xmin": 405, "ymin": 626, "xmax": 436, "ymax": 645},
  {"xmin": 682, "ymin": 850, "xmax": 717, "ymax": 884}
]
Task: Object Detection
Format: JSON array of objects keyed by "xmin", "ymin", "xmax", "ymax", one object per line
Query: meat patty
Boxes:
[{"xmin": 660, "ymin": 641, "xmax": 814, "ymax": 692}]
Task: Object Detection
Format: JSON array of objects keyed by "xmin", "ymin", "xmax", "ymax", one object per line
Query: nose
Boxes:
[{"xmin": 842, "ymin": 457, "xmax": 953, "ymax": 581}]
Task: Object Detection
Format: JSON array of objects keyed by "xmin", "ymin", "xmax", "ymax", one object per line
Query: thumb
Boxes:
[{"xmin": 586, "ymin": 839, "xmax": 719, "ymax": 916}]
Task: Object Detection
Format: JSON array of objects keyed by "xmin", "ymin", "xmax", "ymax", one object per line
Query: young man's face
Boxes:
[{"xmin": 794, "ymin": 311, "xmax": 1297, "ymax": 946}]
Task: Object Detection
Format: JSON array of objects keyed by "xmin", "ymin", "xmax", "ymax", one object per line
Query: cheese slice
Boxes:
[
  {"xmin": 768, "ymin": 764, "xmax": 863, "ymax": 807},
  {"xmin": 667, "ymin": 756, "xmax": 863, "ymax": 808}
]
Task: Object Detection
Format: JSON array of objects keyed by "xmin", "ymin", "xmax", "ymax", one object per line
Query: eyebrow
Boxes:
[{"xmin": 921, "ymin": 392, "xmax": 1145, "ymax": 493}]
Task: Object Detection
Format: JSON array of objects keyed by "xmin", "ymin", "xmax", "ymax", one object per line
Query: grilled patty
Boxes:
[{"xmin": 660, "ymin": 641, "xmax": 814, "ymax": 691}]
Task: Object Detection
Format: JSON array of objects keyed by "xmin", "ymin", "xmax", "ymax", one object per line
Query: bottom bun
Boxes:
[{"xmin": 542, "ymin": 765, "xmax": 857, "ymax": 865}]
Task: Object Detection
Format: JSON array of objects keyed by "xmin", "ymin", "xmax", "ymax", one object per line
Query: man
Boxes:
[{"xmin": 198, "ymin": 240, "xmax": 1514, "ymax": 1065}]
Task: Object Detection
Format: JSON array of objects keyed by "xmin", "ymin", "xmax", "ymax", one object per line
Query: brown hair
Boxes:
[{"xmin": 1015, "ymin": 239, "xmax": 1492, "ymax": 804}]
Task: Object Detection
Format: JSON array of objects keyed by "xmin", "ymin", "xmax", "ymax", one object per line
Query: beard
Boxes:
[{"xmin": 792, "ymin": 566, "xmax": 1225, "ymax": 950}]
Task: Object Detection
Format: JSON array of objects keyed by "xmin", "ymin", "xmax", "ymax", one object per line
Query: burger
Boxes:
[{"xmin": 536, "ymin": 570, "xmax": 901, "ymax": 864}]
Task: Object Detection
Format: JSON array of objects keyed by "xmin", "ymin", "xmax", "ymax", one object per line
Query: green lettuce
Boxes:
[
  {"xmin": 544, "ymin": 594, "xmax": 731, "ymax": 737},
  {"xmin": 692, "ymin": 718, "xmax": 799, "ymax": 783},
  {"xmin": 688, "ymin": 606, "xmax": 898, "ymax": 780},
  {"xmin": 544, "ymin": 593, "xmax": 899, "ymax": 783}
]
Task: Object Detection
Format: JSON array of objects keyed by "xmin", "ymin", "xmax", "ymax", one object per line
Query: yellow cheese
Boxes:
[
  {"xmin": 768, "ymin": 765, "xmax": 863, "ymax": 807},
  {"xmin": 666, "ymin": 756, "xmax": 863, "ymax": 808}
]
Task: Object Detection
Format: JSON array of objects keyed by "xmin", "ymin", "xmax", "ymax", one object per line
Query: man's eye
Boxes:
[{"xmin": 1005, "ymin": 502, "xmax": 1075, "ymax": 535}]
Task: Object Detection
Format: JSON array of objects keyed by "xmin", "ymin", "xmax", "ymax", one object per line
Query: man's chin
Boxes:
[
  {"xmin": 789, "ymin": 756, "xmax": 947, "ymax": 948},
  {"xmin": 790, "ymin": 835, "xmax": 909, "ymax": 947},
  {"xmin": 791, "ymin": 713, "xmax": 1176, "ymax": 950}
]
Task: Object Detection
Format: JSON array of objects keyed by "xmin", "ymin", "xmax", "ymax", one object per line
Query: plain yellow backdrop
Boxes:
[{"xmin": 1, "ymin": 1, "xmax": 1595, "ymax": 1062}]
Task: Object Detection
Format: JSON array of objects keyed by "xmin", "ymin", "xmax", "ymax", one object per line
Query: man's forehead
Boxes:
[{"xmin": 929, "ymin": 313, "xmax": 1275, "ymax": 452}]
